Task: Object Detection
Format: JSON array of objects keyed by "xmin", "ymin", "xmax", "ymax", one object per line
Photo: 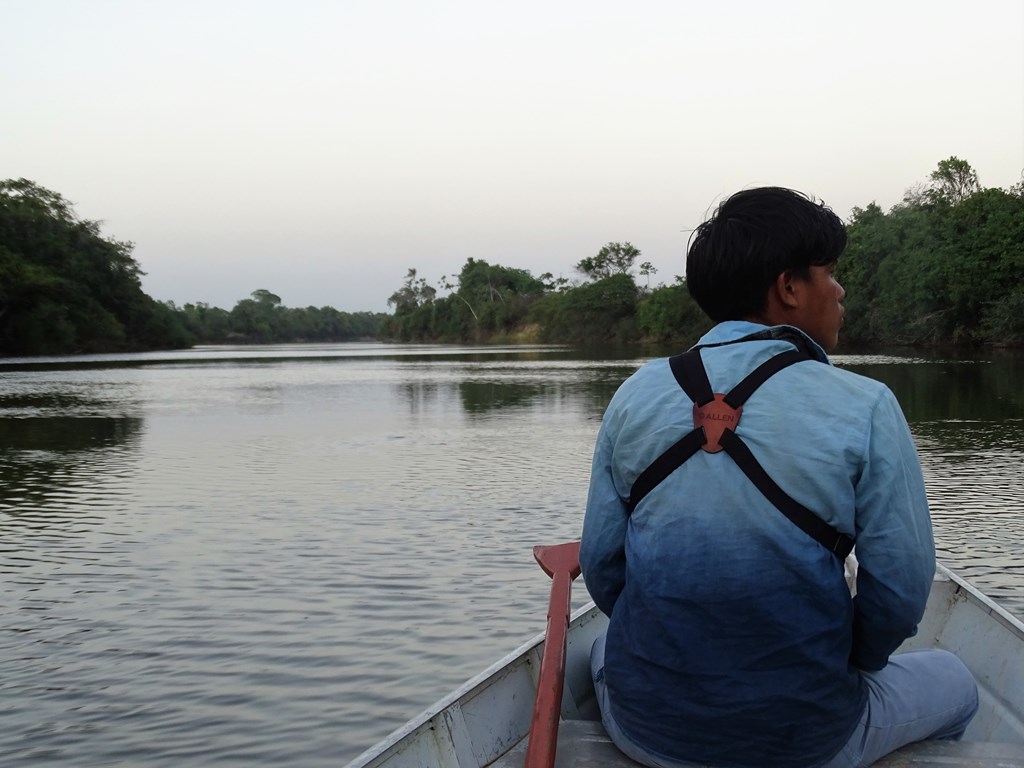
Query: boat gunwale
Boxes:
[
  {"xmin": 936, "ymin": 562, "xmax": 1024, "ymax": 637},
  {"xmin": 344, "ymin": 603, "xmax": 602, "ymax": 767}
]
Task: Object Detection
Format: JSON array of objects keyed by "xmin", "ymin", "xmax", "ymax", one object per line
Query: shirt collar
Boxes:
[{"xmin": 694, "ymin": 321, "xmax": 831, "ymax": 364}]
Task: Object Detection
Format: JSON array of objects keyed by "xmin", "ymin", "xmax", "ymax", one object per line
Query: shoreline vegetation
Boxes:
[{"xmin": 2, "ymin": 157, "xmax": 1022, "ymax": 358}]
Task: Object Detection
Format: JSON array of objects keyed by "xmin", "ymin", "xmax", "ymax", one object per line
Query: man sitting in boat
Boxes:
[{"xmin": 579, "ymin": 187, "xmax": 979, "ymax": 768}]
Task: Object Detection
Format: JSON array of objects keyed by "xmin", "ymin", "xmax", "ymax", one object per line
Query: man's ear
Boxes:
[{"xmin": 774, "ymin": 271, "xmax": 800, "ymax": 309}]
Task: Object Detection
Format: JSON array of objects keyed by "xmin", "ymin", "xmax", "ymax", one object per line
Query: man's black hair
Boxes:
[{"xmin": 685, "ymin": 187, "xmax": 847, "ymax": 322}]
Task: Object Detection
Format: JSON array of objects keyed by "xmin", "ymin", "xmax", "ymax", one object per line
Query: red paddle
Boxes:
[{"xmin": 524, "ymin": 540, "xmax": 582, "ymax": 768}]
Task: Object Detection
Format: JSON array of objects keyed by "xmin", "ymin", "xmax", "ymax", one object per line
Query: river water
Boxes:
[{"xmin": 1, "ymin": 343, "xmax": 1022, "ymax": 766}]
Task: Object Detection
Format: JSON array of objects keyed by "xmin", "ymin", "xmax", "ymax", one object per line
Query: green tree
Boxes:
[
  {"xmin": 180, "ymin": 302, "xmax": 232, "ymax": 342},
  {"xmin": 837, "ymin": 202, "xmax": 901, "ymax": 344},
  {"xmin": 226, "ymin": 289, "xmax": 289, "ymax": 342},
  {"xmin": 385, "ymin": 260, "xmax": 545, "ymax": 342},
  {"xmin": 532, "ymin": 273, "xmax": 639, "ymax": 344},
  {"xmin": 939, "ymin": 188, "xmax": 1024, "ymax": 343},
  {"xmin": 984, "ymin": 288, "xmax": 1024, "ymax": 343},
  {"xmin": 387, "ymin": 268, "xmax": 436, "ymax": 312},
  {"xmin": 575, "ymin": 242, "xmax": 641, "ymax": 281},
  {"xmin": 1010, "ymin": 171, "xmax": 1024, "ymax": 198},
  {"xmin": 839, "ymin": 159, "xmax": 1024, "ymax": 347},
  {"xmin": 0, "ymin": 179, "xmax": 193, "ymax": 354},
  {"xmin": 636, "ymin": 279, "xmax": 710, "ymax": 345},
  {"xmin": 451, "ymin": 258, "xmax": 545, "ymax": 338},
  {"xmin": 928, "ymin": 156, "xmax": 981, "ymax": 206},
  {"xmin": 177, "ymin": 294, "xmax": 386, "ymax": 344},
  {"xmin": 538, "ymin": 271, "xmax": 570, "ymax": 292},
  {"xmin": 250, "ymin": 289, "xmax": 281, "ymax": 306},
  {"xmin": 638, "ymin": 261, "xmax": 657, "ymax": 291},
  {"xmin": 384, "ymin": 269, "xmax": 439, "ymax": 341}
]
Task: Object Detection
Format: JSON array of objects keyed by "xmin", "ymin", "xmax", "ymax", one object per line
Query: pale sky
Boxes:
[{"xmin": 3, "ymin": 1, "xmax": 1022, "ymax": 313}]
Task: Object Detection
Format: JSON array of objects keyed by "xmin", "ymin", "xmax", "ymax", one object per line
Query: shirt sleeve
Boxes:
[
  {"xmin": 580, "ymin": 421, "xmax": 629, "ymax": 617},
  {"xmin": 849, "ymin": 387, "xmax": 936, "ymax": 671}
]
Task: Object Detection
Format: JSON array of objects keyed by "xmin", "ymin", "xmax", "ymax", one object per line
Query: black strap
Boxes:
[
  {"xmin": 626, "ymin": 335, "xmax": 854, "ymax": 560},
  {"xmin": 719, "ymin": 430, "xmax": 855, "ymax": 558},
  {"xmin": 724, "ymin": 349, "xmax": 808, "ymax": 409},
  {"xmin": 626, "ymin": 428, "xmax": 705, "ymax": 516},
  {"xmin": 628, "ymin": 346, "xmax": 809, "ymax": 513},
  {"xmin": 669, "ymin": 350, "xmax": 713, "ymax": 405},
  {"xmin": 670, "ymin": 329, "xmax": 821, "ymax": 408}
]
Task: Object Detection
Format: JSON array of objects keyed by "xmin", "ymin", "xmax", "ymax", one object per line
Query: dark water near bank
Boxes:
[{"xmin": 1, "ymin": 343, "xmax": 1022, "ymax": 766}]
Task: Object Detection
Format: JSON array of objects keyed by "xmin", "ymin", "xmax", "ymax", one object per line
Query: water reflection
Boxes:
[
  {"xmin": 392, "ymin": 360, "xmax": 636, "ymax": 418},
  {"xmin": 399, "ymin": 381, "xmax": 443, "ymax": 415},
  {"xmin": 840, "ymin": 355, "xmax": 1024, "ymax": 424},
  {"xmin": 459, "ymin": 380, "xmax": 545, "ymax": 412},
  {"xmin": 1, "ymin": 416, "xmax": 144, "ymax": 453},
  {"xmin": 0, "ymin": 412, "xmax": 144, "ymax": 579}
]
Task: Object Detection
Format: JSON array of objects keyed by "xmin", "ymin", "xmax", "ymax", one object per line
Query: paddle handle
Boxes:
[{"xmin": 525, "ymin": 541, "xmax": 581, "ymax": 768}]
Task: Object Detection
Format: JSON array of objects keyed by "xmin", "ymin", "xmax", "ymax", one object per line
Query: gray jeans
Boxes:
[{"xmin": 590, "ymin": 632, "xmax": 979, "ymax": 768}]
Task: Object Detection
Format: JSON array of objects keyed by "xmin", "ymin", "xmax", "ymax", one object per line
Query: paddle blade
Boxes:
[{"xmin": 532, "ymin": 540, "xmax": 581, "ymax": 581}]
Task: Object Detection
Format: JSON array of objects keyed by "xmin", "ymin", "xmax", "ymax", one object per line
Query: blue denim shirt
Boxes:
[{"xmin": 580, "ymin": 321, "xmax": 935, "ymax": 768}]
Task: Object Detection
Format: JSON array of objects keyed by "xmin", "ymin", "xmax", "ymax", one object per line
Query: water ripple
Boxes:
[{"xmin": 1, "ymin": 347, "xmax": 1022, "ymax": 765}]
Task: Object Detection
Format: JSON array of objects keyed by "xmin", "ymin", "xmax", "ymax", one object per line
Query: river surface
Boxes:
[{"xmin": 1, "ymin": 343, "xmax": 1022, "ymax": 766}]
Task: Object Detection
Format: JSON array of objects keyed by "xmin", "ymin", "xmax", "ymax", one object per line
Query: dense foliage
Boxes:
[
  {"xmin": 5, "ymin": 157, "xmax": 1021, "ymax": 356},
  {"xmin": 0, "ymin": 179, "xmax": 194, "ymax": 355},
  {"xmin": 388, "ymin": 158, "xmax": 1024, "ymax": 349},
  {"xmin": 385, "ymin": 243, "xmax": 710, "ymax": 347},
  {"xmin": 838, "ymin": 159, "xmax": 1024, "ymax": 346},
  {"xmin": 173, "ymin": 291, "xmax": 386, "ymax": 344},
  {"xmin": 385, "ymin": 259, "xmax": 547, "ymax": 342},
  {"xmin": 0, "ymin": 180, "xmax": 386, "ymax": 355}
]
